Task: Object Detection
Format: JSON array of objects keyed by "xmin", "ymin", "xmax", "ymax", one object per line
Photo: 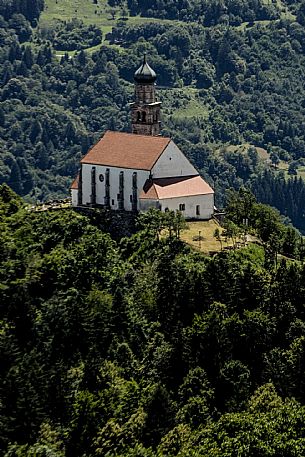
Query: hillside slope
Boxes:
[{"xmin": 1, "ymin": 185, "xmax": 305, "ymax": 456}]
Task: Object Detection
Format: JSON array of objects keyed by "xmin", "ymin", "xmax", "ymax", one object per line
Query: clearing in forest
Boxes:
[
  {"xmin": 41, "ymin": 0, "xmax": 176, "ymax": 38},
  {"xmin": 181, "ymin": 219, "xmax": 239, "ymax": 254}
]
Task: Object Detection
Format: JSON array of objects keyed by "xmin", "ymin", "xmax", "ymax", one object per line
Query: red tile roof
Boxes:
[
  {"xmin": 71, "ymin": 174, "xmax": 79, "ymax": 190},
  {"xmin": 140, "ymin": 175, "xmax": 214, "ymax": 200},
  {"xmin": 80, "ymin": 131, "xmax": 171, "ymax": 170}
]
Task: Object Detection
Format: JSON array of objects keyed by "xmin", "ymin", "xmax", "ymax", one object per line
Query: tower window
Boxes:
[
  {"xmin": 179, "ymin": 203, "xmax": 185, "ymax": 211},
  {"xmin": 142, "ymin": 111, "xmax": 146, "ymax": 122},
  {"xmin": 137, "ymin": 111, "xmax": 141, "ymax": 122},
  {"xmin": 196, "ymin": 205, "xmax": 200, "ymax": 215}
]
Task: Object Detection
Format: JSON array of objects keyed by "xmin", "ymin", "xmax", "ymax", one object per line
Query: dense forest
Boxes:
[
  {"xmin": 126, "ymin": 0, "xmax": 280, "ymax": 25},
  {"xmin": 2, "ymin": 184, "xmax": 305, "ymax": 456}
]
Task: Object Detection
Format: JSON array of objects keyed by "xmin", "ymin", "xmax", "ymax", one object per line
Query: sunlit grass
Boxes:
[{"xmin": 181, "ymin": 219, "xmax": 234, "ymax": 253}]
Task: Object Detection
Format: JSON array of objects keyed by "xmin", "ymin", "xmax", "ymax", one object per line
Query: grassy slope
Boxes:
[
  {"xmin": 41, "ymin": 0, "xmax": 177, "ymax": 41},
  {"xmin": 181, "ymin": 219, "xmax": 241, "ymax": 253},
  {"xmin": 160, "ymin": 87, "xmax": 209, "ymax": 122},
  {"xmin": 41, "ymin": 0, "xmax": 115, "ymax": 32}
]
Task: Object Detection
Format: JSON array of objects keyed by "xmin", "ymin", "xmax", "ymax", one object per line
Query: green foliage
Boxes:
[
  {"xmin": 0, "ymin": 0, "xmax": 44, "ymax": 24},
  {"xmin": 226, "ymin": 187, "xmax": 304, "ymax": 263},
  {"xmin": 2, "ymin": 188, "xmax": 305, "ymax": 454},
  {"xmin": 52, "ymin": 19, "xmax": 102, "ymax": 51},
  {"xmin": 137, "ymin": 208, "xmax": 187, "ymax": 240},
  {"xmin": 127, "ymin": 0, "xmax": 279, "ymax": 24}
]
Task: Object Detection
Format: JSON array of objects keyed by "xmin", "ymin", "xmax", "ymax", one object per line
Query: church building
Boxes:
[{"xmin": 71, "ymin": 56, "xmax": 214, "ymax": 220}]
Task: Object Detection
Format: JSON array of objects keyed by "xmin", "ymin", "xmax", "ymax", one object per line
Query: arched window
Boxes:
[
  {"xmin": 137, "ymin": 111, "xmax": 141, "ymax": 122},
  {"xmin": 142, "ymin": 111, "xmax": 146, "ymax": 122}
]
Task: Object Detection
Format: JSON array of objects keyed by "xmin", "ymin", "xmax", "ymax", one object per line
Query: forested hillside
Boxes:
[
  {"xmin": 126, "ymin": 0, "xmax": 280, "ymax": 24},
  {"xmin": 1, "ymin": 184, "xmax": 305, "ymax": 456}
]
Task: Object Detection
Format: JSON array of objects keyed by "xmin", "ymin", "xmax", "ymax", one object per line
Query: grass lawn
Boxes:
[
  {"xmin": 277, "ymin": 160, "xmax": 289, "ymax": 178},
  {"xmin": 173, "ymin": 98, "xmax": 209, "ymax": 120},
  {"xmin": 41, "ymin": 0, "xmax": 113, "ymax": 27},
  {"xmin": 273, "ymin": 161, "xmax": 305, "ymax": 181},
  {"xmin": 160, "ymin": 87, "xmax": 209, "ymax": 122},
  {"xmin": 255, "ymin": 146, "xmax": 269, "ymax": 160},
  {"xmin": 181, "ymin": 219, "xmax": 238, "ymax": 254},
  {"xmin": 297, "ymin": 166, "xmax": 305, "ymax": 180},
  {"xmin": 41, "ymin": 0, "xmax": 178, "ymax": 38},
  {"xmin": 216, "ymin": 143, "xmax": 269, "ymax": 165}
]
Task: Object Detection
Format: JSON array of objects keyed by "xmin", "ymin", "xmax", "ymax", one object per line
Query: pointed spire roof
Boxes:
[{"xmin": 134, "ymin": 54, "xmax": 157, "ymax": 83}]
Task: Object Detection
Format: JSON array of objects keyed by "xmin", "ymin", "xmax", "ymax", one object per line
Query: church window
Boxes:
[
  {"xmin": 119, "ymin": 171, "xmax": 124, "ymax": 189},
  {"xmin": 118, "ymin": 171, "xmax": 124, "ymax": 210},
  {"xmin": 132, "ymin": 172, "xmax": 137, "ymax": 189},
  {"xmin": 91, "ymin": 167, "xmax": 96, "ymax": 205},
  {"xmin": 132, "ymin": 172, "xmax": 138, "ymax": 211},
  {"xmin": 142, "ymin": 111, "xmax": 146, "ymax": 122},
  {"xmin": 104, "ymin": 169, "xmax": 110, "ymax": 207},
  {"xmin": 179, "ymin": 203, "xmax": 185, "ymax": 211},
  {"xmin": 196, "ymin": 205, "xmax": 200, "ymax": 215},
  {"xmin": 137, "ymin": 111, "xmax": 141, "ymax": 122},
  {"xmin": 112, "ymin": 199, "xmax": 114, "ymax": 205}
]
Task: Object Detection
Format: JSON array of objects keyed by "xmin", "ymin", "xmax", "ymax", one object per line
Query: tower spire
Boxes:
[{"xmin": 130, "ymin": 55, "xmax": 161, "ymax": 136}]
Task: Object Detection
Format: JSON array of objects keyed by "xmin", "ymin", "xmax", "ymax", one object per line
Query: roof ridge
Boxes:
[
  {"xmin": 105, "ymin": 130, "xmax": 171, "ymax": 141},
  {"xmin": 153, "ymin": 174, "xmax": 199, "ymax": 182}
]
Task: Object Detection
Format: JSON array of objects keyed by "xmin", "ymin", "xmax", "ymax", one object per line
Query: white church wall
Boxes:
[
  {"xmin": 71, "ymin": 189, "xmax": 78, "ymax": 207},
  {"xmin": 152, "ymin": 141, "xmax": 198, "ymax": 178},
  {"xmin": 160, "ymin": 193, "xmax": 214, "ymax": 219},
  {"xmin": 81, "ymin": 163, "xmax": 150, "ymax": 210}
]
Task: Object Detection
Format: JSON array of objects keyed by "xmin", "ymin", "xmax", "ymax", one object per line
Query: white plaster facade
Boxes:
[
  {"xmin": 81, "ymin": 163, "xmax": 150, "ymax": 211},
  {"xmin": 71, "ymin": 188, "xmax": 78, "ymax": 207},
  {"xmin": 159, "ymin": 194, "xmax": 214, "ymax": 220},
  {"xmin": 152, "ymin": 142, "xmax": 198, "ymax": 178}
]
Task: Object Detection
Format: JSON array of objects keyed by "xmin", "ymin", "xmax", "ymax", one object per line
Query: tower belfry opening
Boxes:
[{"xmin": 130, "ymin": 55, "xmax": 161, "ymax": 136}]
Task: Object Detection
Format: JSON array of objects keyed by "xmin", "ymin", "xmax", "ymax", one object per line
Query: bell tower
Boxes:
[{"xmin": 130, "ymin": 55, "xmax": 161, "ymax": 136}]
